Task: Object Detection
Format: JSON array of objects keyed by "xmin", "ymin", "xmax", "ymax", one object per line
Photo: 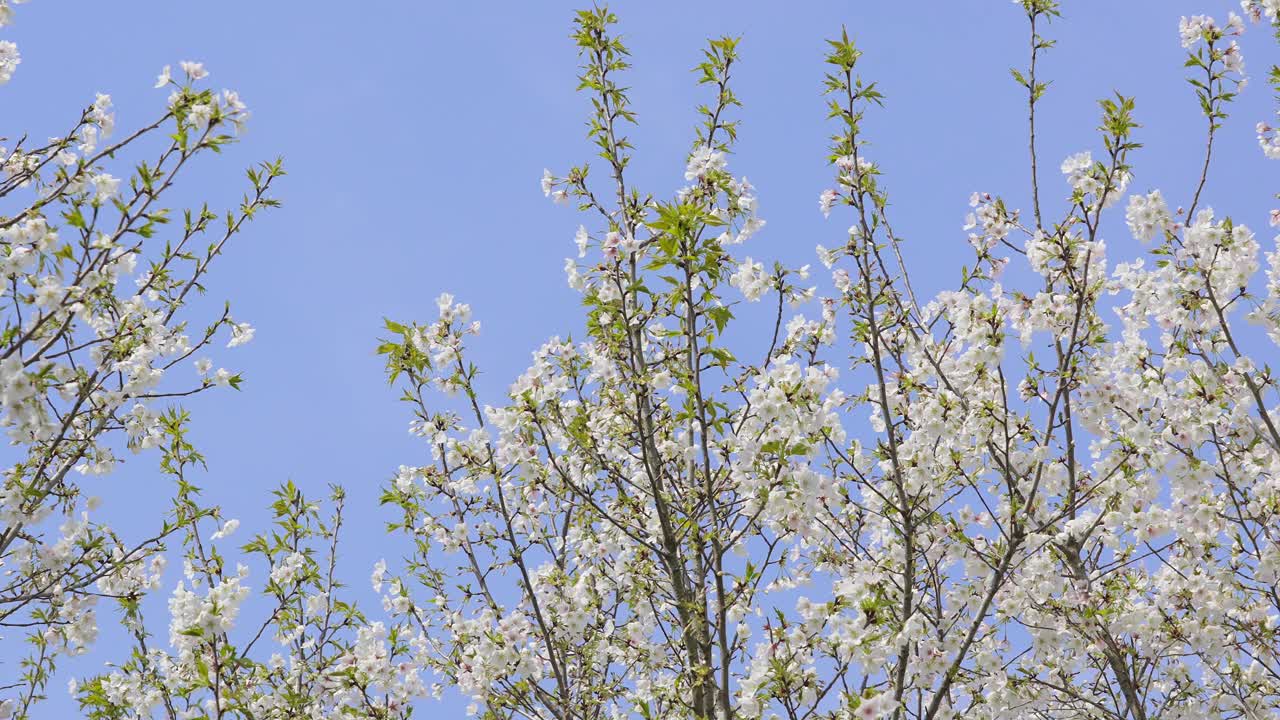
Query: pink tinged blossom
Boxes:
[
  {"xmin": 0, "ymin": 40, "xmax": 19, "ymax": 84},
  {"xmin": 819, "ymin": 189, "xmax": 838, "ymax": 218},
  {"xmin": 602, "ymin": 231, "xmax": 620, "ymax": 260},
  {"xmin": 179, "ymin": 60, "xmax": 208, "ymax": 80},
  {"xmin": 1179, "ymin": 15, "xmax": 1217, "ymax": 48}
]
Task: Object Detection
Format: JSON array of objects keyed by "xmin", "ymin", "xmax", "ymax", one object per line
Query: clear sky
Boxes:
[{"xmin": 3, "ymin": 0, "xmax": 1276, "ymax": 715}]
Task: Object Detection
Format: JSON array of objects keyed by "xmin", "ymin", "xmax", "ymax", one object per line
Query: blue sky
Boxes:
[{"xmin": 4, "ymin": 0, "xmax": 1277, "ymax": 715}]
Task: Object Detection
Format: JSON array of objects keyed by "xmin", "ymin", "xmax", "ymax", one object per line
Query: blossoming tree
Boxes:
[
  {"xmin": 371, "ymin": 2, "xmax": 1280, "ymax": 719},
  {"xmin": 0, "ymin": 6, "xmax": 435, "ymax": 717},
  {"xmin": 0, "ymin": 2, "xmax": 283, "ymax": 717},
  {"xmin": 22, "ymin": 1, "xmax": 1280, "ymax": 719}
]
